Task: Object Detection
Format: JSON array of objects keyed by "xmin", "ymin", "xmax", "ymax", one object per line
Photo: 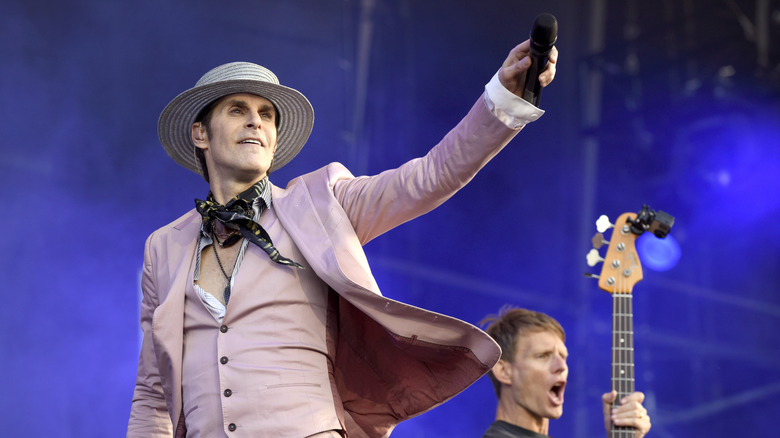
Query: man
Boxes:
[
  {"xmin": 128, "ymin": 39, "xmax": 558, "ymax": 438},
  {"xmin": 480, "ymin": 307, "xmax": 652, "ymax": 438}
]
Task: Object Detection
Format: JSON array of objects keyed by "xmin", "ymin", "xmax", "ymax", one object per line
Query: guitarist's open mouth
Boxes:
[{"xmin": 549, "ymin": 381, "xmax": 566, "ymax": 405}]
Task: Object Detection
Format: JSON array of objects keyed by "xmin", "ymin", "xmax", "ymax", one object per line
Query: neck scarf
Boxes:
[{"xmin": 194, "ymin": 179, "xmax": 303, "ymax": 269}]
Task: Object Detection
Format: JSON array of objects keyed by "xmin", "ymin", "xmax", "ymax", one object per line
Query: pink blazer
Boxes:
[{"xmin": 129, "ymin": 95, "xmax": 522, "ymax": 437}]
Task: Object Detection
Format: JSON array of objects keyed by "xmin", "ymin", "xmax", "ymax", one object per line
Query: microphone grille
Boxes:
[{"xmin": 530, "ymin": 13, "xmax": 558, "ymax": 46}]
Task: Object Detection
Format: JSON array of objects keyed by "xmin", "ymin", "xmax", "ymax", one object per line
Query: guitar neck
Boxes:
[
  {"xmin": 588, "ymin": 210, "xmax": 662, "ymax": 438},
  {"xmin": 611, "ymin": 293, "xmax": 635, "ymax": 438}
]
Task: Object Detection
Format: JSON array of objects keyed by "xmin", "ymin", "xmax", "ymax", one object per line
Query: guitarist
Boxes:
[{"xmin": 480, "ymin": 306, "xmax": 652, "ymax": 438}]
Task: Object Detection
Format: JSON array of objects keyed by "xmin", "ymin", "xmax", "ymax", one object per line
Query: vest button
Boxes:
[
  {"xmin": 220, "ymin": 325, "xmax": 228, "ymax": 333},
  {"xmin": 224, "ymin": 389, "xmax": 232, "ymax": 397},
  {"xmin": 228, "ymin": 423, "xmax": 237, "ymax": 432},
  {"xmin": 220, "ymin": 356, "xmax": 229, "ymax": 365}
]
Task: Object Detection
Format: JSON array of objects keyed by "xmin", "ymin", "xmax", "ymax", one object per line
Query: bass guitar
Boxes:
[{"xmin": 586, "ymin": 205, "xmax": 674, "ymax": 437}]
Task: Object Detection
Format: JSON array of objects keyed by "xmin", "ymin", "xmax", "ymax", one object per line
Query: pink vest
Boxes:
[{"xmin": 181, "ymin": 207, "xmax": 344, "ymax": 437}]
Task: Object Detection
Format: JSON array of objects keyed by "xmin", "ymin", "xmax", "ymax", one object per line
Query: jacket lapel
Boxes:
[{"xmin": 272, "ymin": 181, "xmax": 379, "ymax": 295}]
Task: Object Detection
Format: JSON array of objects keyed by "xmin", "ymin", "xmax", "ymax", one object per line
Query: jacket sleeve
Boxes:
[
  {"xmin": 332, "ymin": 93, "xmax": 521, "ymax": 245},
  {"xmin": 127, "ymin": 233, "xmax": 174, "ymax": 437}
]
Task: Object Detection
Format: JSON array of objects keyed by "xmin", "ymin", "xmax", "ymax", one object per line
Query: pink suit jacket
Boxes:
[{"xmin": 129, "ymin": 95, "xmax": 523, "ymax": 437}]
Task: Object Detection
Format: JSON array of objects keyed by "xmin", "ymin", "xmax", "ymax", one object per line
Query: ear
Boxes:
[
  {"xmin": 492, "ymin": 359, "xmax": 513, "ymax": 387},
  {"xmin": 192, "ymin": 122, "xmax": 209, "ymax": 149}
]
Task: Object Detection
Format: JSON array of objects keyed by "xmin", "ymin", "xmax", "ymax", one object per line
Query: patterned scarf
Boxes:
[{"xmin": 194, "ymin": 179, "xmax": 303, "ymax": 269}]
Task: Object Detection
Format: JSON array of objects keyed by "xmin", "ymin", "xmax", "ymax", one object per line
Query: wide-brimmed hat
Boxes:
[{"xmin": 158, "ymin": 62, "xmax": 314, "ymax": 177}]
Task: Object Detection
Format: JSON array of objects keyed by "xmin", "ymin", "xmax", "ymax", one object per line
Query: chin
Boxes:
[{"xmin": 235, "ymin": 166, "xmax": 269, "ymax": 180}]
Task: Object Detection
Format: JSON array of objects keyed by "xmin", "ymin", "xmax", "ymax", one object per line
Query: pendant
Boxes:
[{"xmin": 223, "ymin": 285, "xmax": 231, "ymax": 304}]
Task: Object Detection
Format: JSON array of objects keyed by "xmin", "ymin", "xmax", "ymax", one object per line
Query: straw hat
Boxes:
[{"xmin": 158, "ymin": 62, "xmax": 314, "ymax": 177}]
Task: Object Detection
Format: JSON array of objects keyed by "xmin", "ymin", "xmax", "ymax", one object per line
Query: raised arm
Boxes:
[{"xmin": 333, "ymin": 39, "xmax": 558, "ymax": 244}]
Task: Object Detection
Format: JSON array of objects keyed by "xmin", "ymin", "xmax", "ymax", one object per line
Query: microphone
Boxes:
[{"xmin": 522, "ymin": 13, "xmax": 558, "ymax": 107}]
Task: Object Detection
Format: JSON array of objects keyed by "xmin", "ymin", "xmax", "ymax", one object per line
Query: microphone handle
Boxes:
[{"xmin": 522, "ymin": 49, "xmax": 550, "ymax": 107}]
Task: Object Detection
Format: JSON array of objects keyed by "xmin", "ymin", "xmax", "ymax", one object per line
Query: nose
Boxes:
[
  {"xmin": 553, "ymin": 354, "xmax": 568, "ymax": 374},
  {"xmin": 246, "ymin": 112, "xmax": 263, "ymax": 129}
]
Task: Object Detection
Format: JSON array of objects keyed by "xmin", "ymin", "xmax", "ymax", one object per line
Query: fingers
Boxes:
[
  {"xmin": 611, "ymin": 402, "xmax": 647, "ymax": 423},
  {"xmin": 619, "ymin": 391, "xmax": 646, "ymax": 406},
  {"xmin": 610, "ymin": 392, "xmax": 652, "ymax": 437},
  {"xmin": 541, "ymin": 46, "xmax": 558, "ymax": 85},
  {"xmin": 612, "ymin": 406, "xmax": 651, "ymax": 438},
  {"xmin": 601, "ymin": 390, "xmax": 617, "ymax": 433},
  {"xmin": 502, "ymin": 40, "xmax": 532, "ymax": 69},
  {"xmin": 498, "ymin": 40, "xmax": 558, "ymax": 95},
  {"xmin": 498, "ymin": 41, "xmax": 531, "ymax": 93},
  {"xmin": 611, "ymin": 391, "xmax": 646, "ymax": 418}
]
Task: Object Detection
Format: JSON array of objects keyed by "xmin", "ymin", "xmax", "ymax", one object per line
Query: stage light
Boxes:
[{"xmin": 637, "ymin": 231, "xmax": 681, "ymax": 272}]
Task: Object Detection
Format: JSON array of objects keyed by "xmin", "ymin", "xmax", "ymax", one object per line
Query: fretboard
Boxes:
[{"xmin": 611, "ymin": 293, "xmax": 635, "ymax": 438}]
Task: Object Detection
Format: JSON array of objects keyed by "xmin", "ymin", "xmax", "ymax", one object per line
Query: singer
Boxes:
[{"xmin": 127, "ymin": 36, "xmax": 558, "ymax": 437}]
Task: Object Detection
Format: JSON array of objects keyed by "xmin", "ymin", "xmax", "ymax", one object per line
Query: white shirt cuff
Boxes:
[{"xmin": 484, "ymin": 70, "xmax": 544, "ymax": 129}]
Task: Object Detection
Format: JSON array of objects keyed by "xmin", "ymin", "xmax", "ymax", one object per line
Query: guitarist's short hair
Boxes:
[{"xmin": 480, "ymin": 305, "xmax": 566, "ymax": 397}]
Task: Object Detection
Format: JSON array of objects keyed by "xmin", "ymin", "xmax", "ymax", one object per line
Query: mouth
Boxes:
[
  {"xmin": 548, "ymin": 381, "xmax": 566, "ymax": 406},
  {"xmin": 238, "ymin": 138, "xmax": 263, "ymax": 146}
]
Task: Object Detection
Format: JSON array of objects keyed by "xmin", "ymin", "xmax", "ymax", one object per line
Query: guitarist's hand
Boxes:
[{"xmin": 602, "ymin": 390, "xmax": 652, "ymax": 438}]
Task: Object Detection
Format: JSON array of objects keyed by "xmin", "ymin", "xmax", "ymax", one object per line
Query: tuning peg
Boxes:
[
  {"xmin": 591, "ymin": 232, "xmax": 609, "ymax": 249},
  {"xmin": 596, "ymin": 215, "xmax": 614, "ymax": 233},
  {"xmin": 586, "ymin": 248, "xmax": 604, "ymax": 267}
]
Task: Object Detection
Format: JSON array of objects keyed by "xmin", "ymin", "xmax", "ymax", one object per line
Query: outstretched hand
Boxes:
[
  {"xmin": 498, "ymin": 39, "xmax": 558, "ymax": 97},
  {"xmin": 602, "ymin": 391, "xmax": 652, "ymax": 438}
]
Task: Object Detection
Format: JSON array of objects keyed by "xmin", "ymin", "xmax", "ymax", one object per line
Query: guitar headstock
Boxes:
[
  {"xmin": 586, "ymin": 205, "xmax": 674, "ymax": 294},
  {"xmin": 588, "ymin": 212, "xmax": 643, "ymax": 294}
]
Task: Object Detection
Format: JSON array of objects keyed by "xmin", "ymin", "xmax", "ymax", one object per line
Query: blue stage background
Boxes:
[{"xmin": 2, "ymin": 1, "xmax": 778, "ymax": 436}]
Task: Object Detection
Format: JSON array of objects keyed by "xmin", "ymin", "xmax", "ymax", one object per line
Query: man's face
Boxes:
[
  {"xmin": 194, "ymin": 93, "xmax": 278, "ymax": 183},
  {"xmin": 501, "ymin": 330, "xmax": 569, "ymax": 423}
]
